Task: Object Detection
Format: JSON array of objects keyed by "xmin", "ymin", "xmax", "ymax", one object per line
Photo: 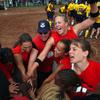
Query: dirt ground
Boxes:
[{"xmin": 0, "ymin": 7, "xmax": 100, "ymax": 62}]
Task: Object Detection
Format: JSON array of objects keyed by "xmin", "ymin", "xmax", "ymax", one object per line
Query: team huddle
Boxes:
[{"xmin": 0, "ymin": 0, "xmax": 100, "ymax": 100}]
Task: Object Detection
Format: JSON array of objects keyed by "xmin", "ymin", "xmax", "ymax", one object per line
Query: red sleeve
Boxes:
[
  {"xmin": 51, "ymin": 30, "xmax": 59, "ymax": 45},
  {"xmin": 12, "ymin": 45, "xmax": 29, "ymax": 62},
  {"xmin": 32, "ymin": 35, "xmax": 38, "ymax": 44},
  {"xmin": 12, "ymin": 45, "xmax": 21, "ymax": 54},
  {"xmin": 66, "ymin": 26, "xmax": 78, "ymax": 40}
]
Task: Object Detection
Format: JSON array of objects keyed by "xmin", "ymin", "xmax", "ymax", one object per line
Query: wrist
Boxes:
[
  {"xmin": 9, "ymin": 78, "xmax": 13, "ymax": 83},
  {"xmin": 35, "ymin": 58, "xmax": 42, "ymax": 66},
  {"xmin": 27, "ymin": 72, "xmax": 32, "ymax": 79},
  {"xmin": 21, "ymin": 71, "xmax": 25, "ymax": 76},
  {"xmin": 90, "ymin": 10, "xmax": 99, "ymax": 18}
]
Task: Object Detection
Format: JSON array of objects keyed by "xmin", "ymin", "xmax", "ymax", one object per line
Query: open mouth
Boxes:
[
  {"xmin": 56, "ymin": 27, "xmax": 62, "ymax": 31},
  {"xmin": 69, "ymin": 55, "xmax": 74, "ymax": 59}
]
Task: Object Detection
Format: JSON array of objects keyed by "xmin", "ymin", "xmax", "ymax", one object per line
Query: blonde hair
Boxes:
[{"xmin": 36, "ymin": 82, "xmax": 70, "ymax": 100}]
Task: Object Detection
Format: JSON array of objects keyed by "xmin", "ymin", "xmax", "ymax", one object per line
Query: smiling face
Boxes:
[
  {"xmin": 54, "ymin": 41, "xmax": 65, "ymax": 58},
  {"xmin": 21, "ymin": 41, "xmax": 32, "ymax": 53},
  {"xmin": 69, "ymin": 43, "xmax": 88, "ymax": 64},
  {"xmin": 55, "ymin": 16, "xmax": 68, "ymax": 35}
]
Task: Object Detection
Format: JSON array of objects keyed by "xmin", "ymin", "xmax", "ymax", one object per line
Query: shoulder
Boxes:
[
  {"xmin": 88, "ymin": 60, "xmax": 100, "ymax": 78},
  {"xmin": 32, "ymin": 34, "xmax": 41, "ymax": 43},
  {"xmin": 32, "ymin": 34, "xmax": 40, "ymax": 40},
  {"xmin": 51, "ymin": 30, "xmax": 58, "ymax": 36},
  {"xmin": 67, "ymin": 26, "xmax": 78, "ymax": 39},
  {"xmin": 89, "ymin": 60, "xmax": 100, "ymax": 65},
  {"xmin": 88, "ymin": 60, "xmax": 100, "ymax": 69},
  {"xmin": 51, "ymin": 30, "xmax": 58, "ymax": 40},
  {"xmin": 12, "ymin": 45, "xmax": 21, "ymax": 54},
  {"xmin": 50, "ymin": 30, "xmax": 59, "ymax": 44}
]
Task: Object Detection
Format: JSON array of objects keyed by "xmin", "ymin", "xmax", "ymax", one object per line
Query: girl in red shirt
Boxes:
[
  {"xmin": 69, "ymin": 38, "xmax": 100, "ymax": 98},
  {"xmin": 43, "ymin": 39, "xmax": 71, "ymax": 84},
  {"xmin": 12, "ymin": 33, "xmax": 38, "ymax": 83}
]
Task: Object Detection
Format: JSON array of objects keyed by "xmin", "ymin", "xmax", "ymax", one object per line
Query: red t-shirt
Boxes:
[
  {"xmin": 71, "ymin": 60, "xmax": 100, "ymax": 98},
  {"xmin": 51, "ymin": 26, "xmax": 78, "ymax": 45},
  {"xmin": 33, "ymin": 34, "xmax": 54, "ymax": 72},
  {"xmin": 78, "ymin": 60, "xmax": 100, "ymax": 92},
  {"xmin": 56, "ymin": 56, "xmax": 71, "ymax": 70},
  {"xmin": 12, "ymin": 45, "xmax": 29, "ymax": 63}
]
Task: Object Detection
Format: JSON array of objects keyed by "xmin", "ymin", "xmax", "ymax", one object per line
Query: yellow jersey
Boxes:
[
  {"xmin": 85, "ymin": 4, "xmax": 91, "ymax": 17},
  {"xmin": 96, "ymin": 11, "xmax": 100, "ymax": 23},
  {"xmin": 47, "ymin": 3, "xmax": 54, "ymax": 12},
  {"xmin": 60, "ymin": 6, "xmax": 67, "ymax": 13},
  {"xmin": 95, "ymin": 2, "xmax": 100, "ymax": 23},
  {"xmin": 68, "ymin": 3, "xmax": 76, "ymax": 11},
  {"xmin": 76, "ymin": 3, "xmax": 87, "ymax": 15}
]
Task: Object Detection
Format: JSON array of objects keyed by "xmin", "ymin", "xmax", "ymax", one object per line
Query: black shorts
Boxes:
[
  {"xmin": 92, "ymin": 23, "xmax": 100, "ymax": 29},
  {"xmin": 47, "ymin": 11, "xmax": 54, "ymax": 20},
  {"xmin": 75, "ymin": 13, "xmax": 87, "ymax": 23},
  {"xmin": 69, "ymin": 10, "xmax": 76, "ymax": 18}
]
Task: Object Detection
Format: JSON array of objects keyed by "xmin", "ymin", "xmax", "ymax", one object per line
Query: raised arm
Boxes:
[
  {"xmin": 74, "ymin": 2, "xmax": 99, "ymax": 34},
  {"xmin": 27, "ymin": 37, "xmax": 54, "ymax": 77}
]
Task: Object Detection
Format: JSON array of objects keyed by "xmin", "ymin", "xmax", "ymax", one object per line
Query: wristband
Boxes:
[
  {"xmin": 35, "ymin": 58, "xmax": 42, "ymax": 65},
  {"xmin": 90, "ymin": 10, "xmax": 99, "ymax": 18},
  {"xmin": 87, "ymin": 0, "xmax": 99, "ymax": 4}
]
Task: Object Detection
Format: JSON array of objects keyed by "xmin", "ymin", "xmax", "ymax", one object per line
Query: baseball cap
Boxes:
[{"xmin": 38, "ymin": 20, "xmax": 50, "ymax": 33}]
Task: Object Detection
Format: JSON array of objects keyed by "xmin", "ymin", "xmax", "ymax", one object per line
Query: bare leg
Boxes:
[
  {"xmin": 90, "ymin": 28, "xmax": 96, "ymax": 39},
  {"xmin": 95, "ymin": 27, "xmax": 100, "ymax": 39}
]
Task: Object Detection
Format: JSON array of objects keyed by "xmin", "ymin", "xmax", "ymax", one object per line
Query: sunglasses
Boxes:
[{"xmin": 39, "ymin": 32, "xmax": 48, "ymax": 35}]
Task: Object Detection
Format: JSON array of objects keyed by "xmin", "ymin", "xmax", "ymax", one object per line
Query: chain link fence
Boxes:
[{"xmin": 0, "ymin": 0, "xmax": 70, "ymax": 10}]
